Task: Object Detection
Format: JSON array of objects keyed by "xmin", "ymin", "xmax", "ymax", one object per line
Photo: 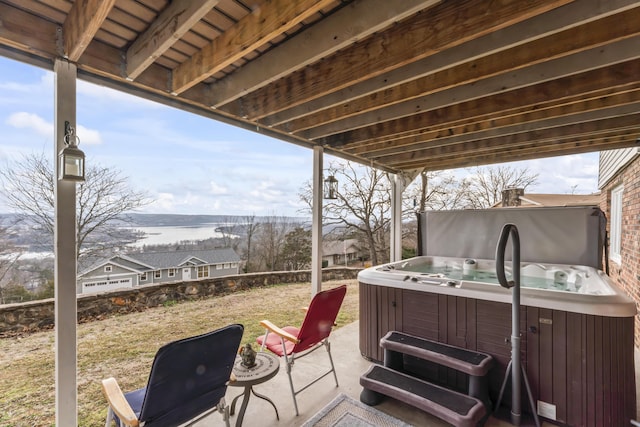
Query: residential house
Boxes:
[
  {"xmin": 598, "ymin": 147, "xmax": 640, "ymax": 344},
  {"xmin": 495, "ymin": 188, "xmax": 601, "ymax": 207},
  {"xmin": 77, "ymin": 248, "xmax": 241, "ymax": 294},
  {"xmin": 322, "ymin": 239, "xmax": 362, "ymax": 267}
]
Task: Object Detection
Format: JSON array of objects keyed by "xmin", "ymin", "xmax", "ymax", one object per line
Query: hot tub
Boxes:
[
  {"xmin": 358, "ymin": 255, "xmax": 636, "ymax": 426},
  {"xmin": 362, "ymin": 255, "xmax": 636, "ymax": 317}
]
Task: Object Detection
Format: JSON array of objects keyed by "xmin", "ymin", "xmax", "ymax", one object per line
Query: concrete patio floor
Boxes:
[{"xmin": 195, "ymin": 320, "xmax": 620, "ymax": 427}]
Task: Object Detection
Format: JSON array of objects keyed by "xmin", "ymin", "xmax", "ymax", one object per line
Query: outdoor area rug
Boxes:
[{"xmin": 301, "ymin": 393, "xmax": 411, "ymax": 427}]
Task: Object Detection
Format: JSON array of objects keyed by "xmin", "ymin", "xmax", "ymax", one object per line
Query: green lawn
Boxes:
[{"xmin": 0, "ymin": 280, "xmax": 359, "ymax": 426}]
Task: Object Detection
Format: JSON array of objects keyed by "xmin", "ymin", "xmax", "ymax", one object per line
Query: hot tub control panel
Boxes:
[{"xmin": 405, "ymin": 273, "xmax": 461, "ymax": 288}]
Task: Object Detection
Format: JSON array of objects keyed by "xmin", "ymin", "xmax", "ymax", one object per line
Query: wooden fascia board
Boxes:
[
  {"xmin": 325, "ymin": 59, "xmax": 640, "ymax": 148},
  {"xmin": 349, "ymin": 87, "xmax": 640, "ymax": 157},
  {"xmin": 220, "ymin": 0, "xmax": 573, "ymax": 120},
  {"xmin": 126, "ymin": 0, "xmax": 221, "ymax": 80},
  {"xmin": 70, "ymin": 36, "xmax": 334, "ymax": 158},
  {"xmin": 171, "ymin": 0, "xmax": 336, "ymax": 94},
  {"xmin": 306, "ymin": 34, "xmax": 640, "ymax": 140},
  {"xmin": 410, "ymin": 134, "xmax": 640, "ymax": 172},
  {"xmin": 63, "ymin": 0, "xmax": 116, "ymax": 61},
  {"xmin": 262, "ymin": 0, "xmax": 640, "ymax": 128},
  {"xmin": 285, "ymin": 6, "xmax": 640, "ymax": 134},
  {"xmin": 207, "ymin": 0, "xmax": 439, "ymax": 107}
]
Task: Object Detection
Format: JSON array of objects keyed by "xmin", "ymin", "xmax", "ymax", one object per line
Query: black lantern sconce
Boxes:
[
  {"xmin": 323, "ymin": 175, "xmax": 338, "ymax": 200},
  {"xmin": 58, "ymin": 121, "xmax": 85, "ymax": 182}
]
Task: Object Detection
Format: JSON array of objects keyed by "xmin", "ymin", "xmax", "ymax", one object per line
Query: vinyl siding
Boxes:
[{"xmin": 598, "ymin": 148, "xmax": 640, "ymax": 188}]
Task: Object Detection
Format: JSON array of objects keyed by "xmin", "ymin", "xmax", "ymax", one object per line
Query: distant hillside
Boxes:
[
  {"xmin": 121, "ymin": 213, "xmax": 308, "ymax": 227},
  {"xmin": 123, "ymin": 213, "xmax": 235, "ymax": 227}
]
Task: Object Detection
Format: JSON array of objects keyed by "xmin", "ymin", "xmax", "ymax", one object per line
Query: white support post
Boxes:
[
  {"xmin": 311, "ymin": 146, "xmax": 323, "ymax": 296},
  {"xmin": 54, "ymin": 59, "xmax": 78, "ymax": 427},
  {"xmin": 390, "ymin": 174, "xmax": 404, "ymax": 262}
]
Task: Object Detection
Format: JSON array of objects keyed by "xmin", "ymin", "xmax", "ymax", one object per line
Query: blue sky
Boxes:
[{"xmin": 0, "ymin": 56, "xmax": 600, "ymax": 216}]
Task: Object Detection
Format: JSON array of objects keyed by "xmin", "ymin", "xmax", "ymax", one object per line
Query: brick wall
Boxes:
[
  {"xmin": 600, "ymin": 158, "xmax": 640, "ymax": 345},
  {"xmin": 0, "ymin": 267, "xmax": 361, "ymax": 336}
]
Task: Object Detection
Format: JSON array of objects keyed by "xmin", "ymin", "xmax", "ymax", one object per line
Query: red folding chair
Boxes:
[{"xmin": 256, "ymin": 284, "xmax": 347, "ymax": 415}]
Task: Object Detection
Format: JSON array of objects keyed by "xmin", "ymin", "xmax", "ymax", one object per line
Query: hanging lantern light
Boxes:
[
  {"xmin": 323, "ymin": 175, "xmax": 338, "ymax": 199},
  {"xmin": 58, "ymin": 121, "xmax": 85, "ymax": 182}
]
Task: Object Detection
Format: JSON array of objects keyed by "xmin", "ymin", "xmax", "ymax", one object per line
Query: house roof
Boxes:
[
  {"xmin": 128, "ymin": 248, "xmax": 241, "ymax": 269},
  {"xmin": 1, "ymin": 1, "xmax": 639, "ymax": 175},
  {"xmin": 323, "ymin": 239, "xmax": 360, "ymax": 256},
  {"xmin": 80, "ymin": 248, "xmax": 240, "ymax": 276},
  {"xmin": 493, "ymin": 193, "xmax": 601, "ymax": 208}
]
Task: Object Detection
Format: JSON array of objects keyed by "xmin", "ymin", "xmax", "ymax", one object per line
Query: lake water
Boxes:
[
  {"xmin": 128, "ymin": 224, "xmax": 228, "ymax": 247},
  {"xmin": 4, "ymin": 224, "xmax": 233, "ymax": 259}
]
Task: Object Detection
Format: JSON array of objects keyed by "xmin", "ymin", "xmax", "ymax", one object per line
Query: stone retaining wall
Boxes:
[{"xmin": 0, "ymin": 267, "xmax": 361, "ymax": 337}]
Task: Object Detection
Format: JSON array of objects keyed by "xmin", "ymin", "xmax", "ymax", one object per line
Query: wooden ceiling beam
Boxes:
[
  {"xmin": 63, "ymin": 0, "xmax": 117, "ymax": 61},
  {"xmin": 264, "ymin": 0, "xmax": 640, "ymax": 128},
  {"xmin": 308, "ymin": 34, "xmax": 640, "ymax": 140},
  {"xmin": 285, "ymin": 6, "xmax": 640, "ymax": 134},
  {"xmin": 348, "ymin": 87, "xmax": 640, "ymax": 157},
  {"xmin": 0, "ymin": 3, "xmax": 58, "ymax": 60},
  {"xmin": 126, "ymin": 0, "xmax": 220, "ymax": 80},
  {"xmin": 171, "ymin": 0, "xmax": 335, "ymax": 95},
  {"xmin": 383, "ymin": 112, "xmax": 640, "ymax": 167},
  {"xmin": 376, "ymin": 105, "xmax": 638, "ymax": 167},
  {"xmin": 221, "ymin": 0, "xmax": 572, "ymax": 120},
  {"xmin": 321, "ymin": 59, "xmax": 640, "ymax": 148},
  {"xmin": 398, "ymin": 132, "xmax": 640, "ymax": 171},
  {"xmin": 207, "ymin": 0, "xmax": 438, "ymax": 108}
]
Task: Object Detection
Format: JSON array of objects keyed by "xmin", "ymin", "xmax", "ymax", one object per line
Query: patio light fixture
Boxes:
[
  {"xmin": 58, "ymin": 121, "xmax": 85, "ymax": 182},
  {"xmin": 323, "ymin": 175, "xmax": 338, "ymax": 200}
]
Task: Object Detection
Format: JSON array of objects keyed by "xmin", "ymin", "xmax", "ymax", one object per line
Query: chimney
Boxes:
[{"xmin": 501, "ymin": 188, "xmax": 524, "ymax": 207}]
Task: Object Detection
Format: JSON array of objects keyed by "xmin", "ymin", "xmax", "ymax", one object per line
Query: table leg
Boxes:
[
  {"xmin": 229, "ymin": 390, "xmax": 244, "ymax": 416},
  {"xmin": 251, "ymin": 388, "xmax": 279, "ymax": 420},
  {"xmin": 230, "ymin": 386, "xmax": 251, "ymax": 427}
]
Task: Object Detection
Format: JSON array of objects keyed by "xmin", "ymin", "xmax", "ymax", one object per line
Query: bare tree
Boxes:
[
  {"xmin": 0, "ymin": 222, "xmax": 22, "ymax": 304},
  {"xmin": 460, "ymin": 166, "xmax": 539, "ymax": 208},
  {"xmin": 217, "ymin": 216, "xmax": 242, "ymax": 250},
  {"xmin": 404, "ymin": 170, "xmax": 471, "ymax": 214},
  {"xmin": 0, "ymin": 152, "xmax": 150, "ymax": 263},
  {"xmin": 300, "ymin": 161, "xmax": 391, "ymax": 265},
  {"xmin": 253, "ymin": 215, "xmax": 294, "ymax": 271},
  {"xmin": 241, "ymin": 214, "xmax": 259, "ymax": 273}
]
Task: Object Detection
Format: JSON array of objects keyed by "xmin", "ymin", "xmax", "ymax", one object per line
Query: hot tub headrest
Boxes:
[{"xmin": 417, "ymin": 206, "xmax": 605, "ymax": 269}]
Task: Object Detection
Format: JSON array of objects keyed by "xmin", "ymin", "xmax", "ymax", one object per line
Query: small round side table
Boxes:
[{"xmin": 229, "ymin": 351, "xmax": 280, "ymax": 427}]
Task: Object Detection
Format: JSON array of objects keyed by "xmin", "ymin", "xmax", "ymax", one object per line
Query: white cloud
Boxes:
[
  {"xmin": 76, "ymin": 124, "xmax": 102, "ymax": 145},
  {"xmin": 249, "ymin": 181, "xmax": 284, "ymax": 202},
  {"xmin": 149, "ymin": 193, "xmax": 176, "ymax": 212},
  {"xmin": 0, "ymin": 73, "xmax": 52, "ymax": 93},
  {"xmin": 77, "ymin": 79, "xmax": 161, "ymax": 108},
  {"xmin": 209, "ymin": 181, "xmax": 228, "ymax": 195},
  {"xmin": 6, "ymin": 112, "xmax": 51, "ymax": 136},
  {"xmin": 5, "ymin": 112, "xmax": 102, "ymax": 145}
]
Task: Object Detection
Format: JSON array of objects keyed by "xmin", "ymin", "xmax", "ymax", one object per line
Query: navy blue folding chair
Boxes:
[{"xmin": 101, "ymin": 324, "xmax": 244, "ymax": 427}]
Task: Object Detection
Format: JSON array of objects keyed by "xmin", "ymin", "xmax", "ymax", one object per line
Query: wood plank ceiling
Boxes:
[{"xmin": 1, "ymin": 0, "xmax": 639, "ymax": 176}]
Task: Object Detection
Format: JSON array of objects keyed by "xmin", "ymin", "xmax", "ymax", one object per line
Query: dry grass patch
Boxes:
[{"xmin": 0, "ymin": 280, "xmax": 359, "ymax": 426}]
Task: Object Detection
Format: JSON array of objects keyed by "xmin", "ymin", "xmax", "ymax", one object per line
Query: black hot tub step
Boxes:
[
  {"xmin": 360, "ymin": 365, "xmax": 486, "ymax": 427},
  {"xmin": 381, "ymin": 331, "xmax": 493, "ymax": 376}
]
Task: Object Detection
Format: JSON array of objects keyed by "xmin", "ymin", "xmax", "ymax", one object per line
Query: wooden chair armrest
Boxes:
[
  {"xmin": 260, "ymin": 320, "xmax": 300, "ymax": 344},
  {"xmin": 101, "ymin": 377, "xmax": 139, "ymax": 427}
]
